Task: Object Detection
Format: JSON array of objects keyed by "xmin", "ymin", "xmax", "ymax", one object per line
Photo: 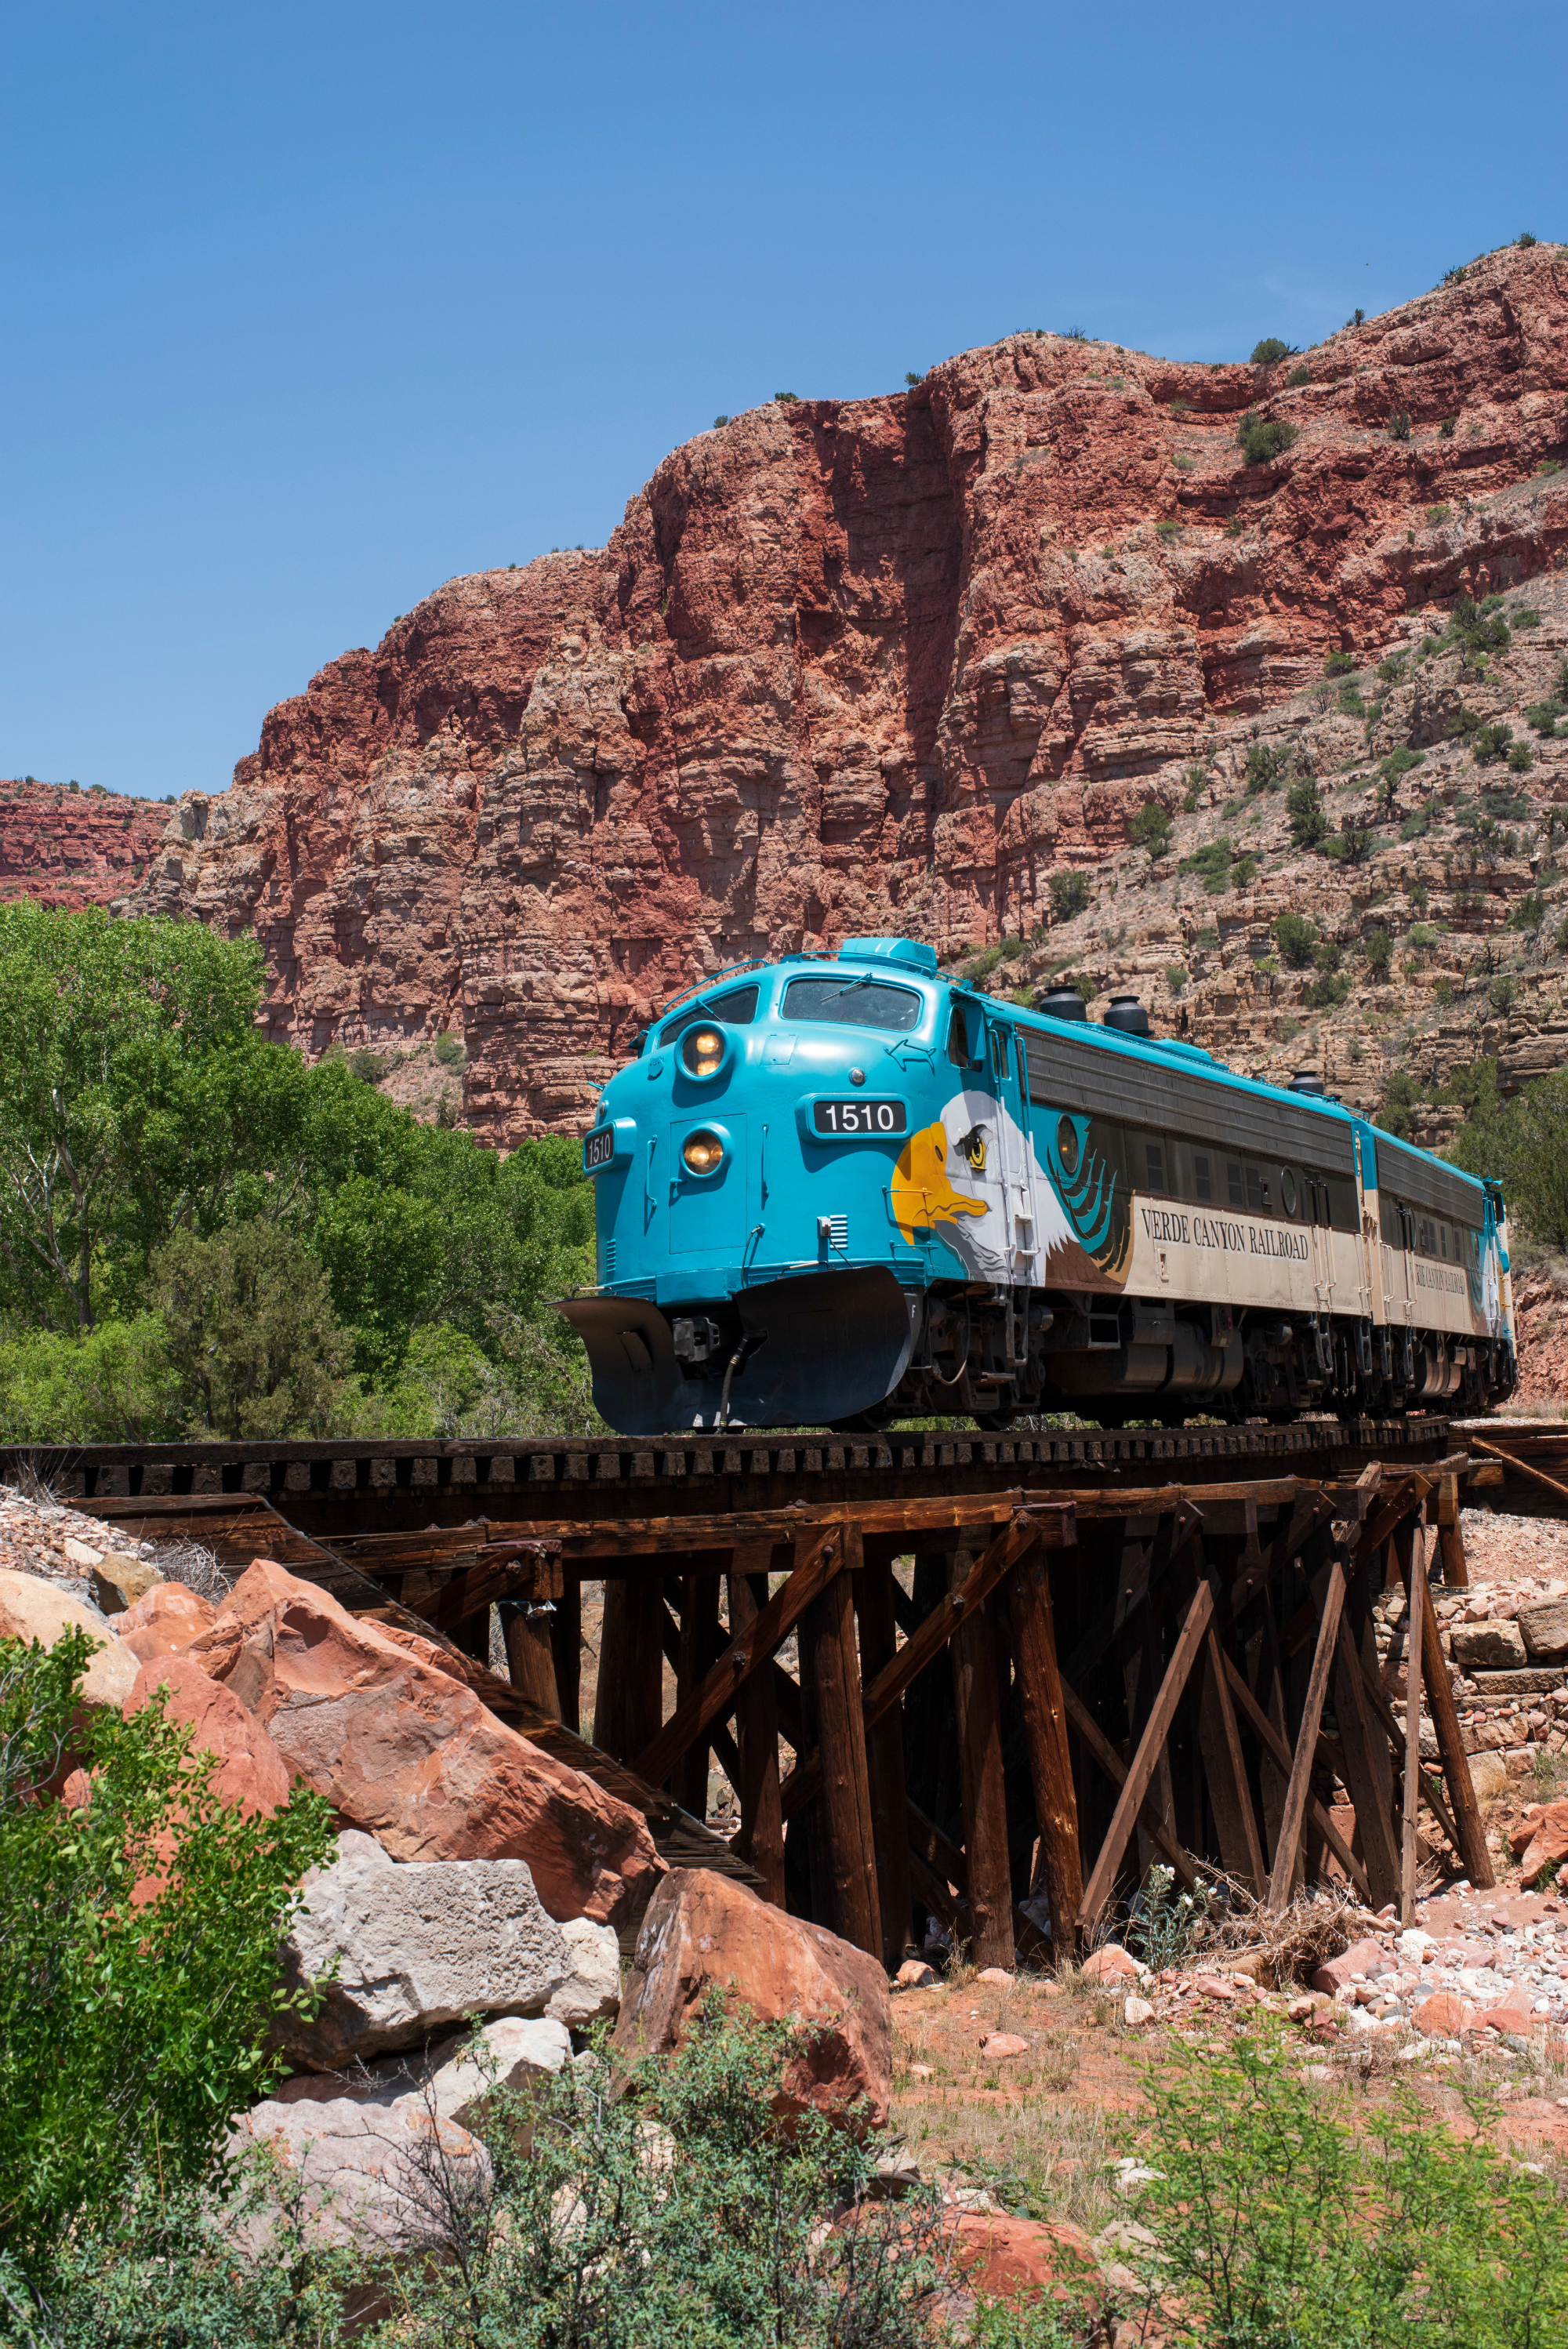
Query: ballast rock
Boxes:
[{"xmin": 275, "ymin": 1830, "xmax": 572, "ymax": 2071}]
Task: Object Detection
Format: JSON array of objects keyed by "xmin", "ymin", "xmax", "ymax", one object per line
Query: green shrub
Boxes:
[
  {"xmin": 1231, "ymin": 851, "xmax": 1259, "ymax": 890},
  {"xmin": 1286, "ymin": 777, "xmax": 1329, "ymax": 850},
  {"xmin": 1515, "ymin": 606, "xmax": 1542, "ymax": 626},
  {"xmin": 1519, "ymin": 230, "xmax": 1539, "ymax": 247},
  {"xmin": 433, "ymin": 1029, "xmax": 464, "ymax": 1066},
  {"xmin": 1363, "ymin": 927, "xmax": 1393, "ymax": 978},
  {"xmin": 1128, "ymin": 803, "xmax": 1174, "ymax": 861},
  {"xmin": 1443, "ymin": 263, "xmax": 1468, "ymax": 285},
  {"xmin": 1324, "ymin": 649, "xmax": 1356, "ymax": 675},
  {"xmin": 1338, "ymin": 681, "xmax": 1368, "ymax": 719},
  {"xmin": 774, "ymin": 390, "xmax": 800, "ymax": 403},
  {"xmin": 0, "ymin": 1631, "xmax": 334, "ymax": 2272},
  {"xmin": 903, "ymin": 371, "xmax": 924, "ymax": 386},
  {"xmin": 1181, "ymin": 763, "xmax": 1207, "ymax": 811},
  {"xmin": 1305, "ymin": 969, "xmax": 1352, "ymax": 1008},
  {"xmin": 1508, "ymin": 740, "xmax": 1534, "ymax": 773},
  {"xmin": 1312, "ymin": 939, "xmax": 1344, "ymax": 976},
  {"xmin": 1237, "ymin": 412, "xmax": 1298, "ymax": 465},
  {"xmin": 0, "ymin": 1317, "xmax": 183, "ymax": 1443},
  {"xmin": 1178, "ymin": 840, "xmax": 1235, "ymax": 894},
  {"xmin": 713, "ymin": 414, "xmax": 730, "ymax": 428},
  {"xmin": 1439, "ymin": 416, "xmax": 1456, "ymax": 437},
  {"xmin": 1250, "ymin": 337, "xmax": 1295, "ymax": 365},
  {"xmin": 1049, "ymin": 870, "xmax": 1090, "ymax": 920},
  {"xmin": 1165, "ymin": 964, "xmax": 1188, "ymax": 997},
  {"xmin": 1472, "ymin": 721, "xmax": 1515, "ymax": 767},
  {"xmin": 1525, "ymin": 699, "xmax": 1564, "ymax": 737},
  {"xmin": 1388, "ymin": 410, "xmax": 1413, "ymax": 441},
  {"xmin": 347, "ymin": 1045, "xmax": 388, "ymax": 1085},
  {"xmin": 1508, "ymin": 891, "xmax": 1548, "ymax": 933},
  {"xmin": 1450, "ymin": 595, "xmax": 1511, "ymax": 656},
  {"xmin": 1489, "ymin": 974, "xmax": 1518, "ymax": 1012},
  {"xmin": 1245, "ymin": 742, "xmax": 1286, "ymax": 792},
  {"xmin": 1426, "ymin": 501, "xmax": 1454, "ymax": 524},
  {"xmin": 1156, "ymin": 518, "xmax": 1182, "ymax": 539},
  {"xmin": 1286, "ymin": 364, "xmax": 1311, "ymax": 387},
  {"xmin": 1274, "ymin": 910, "xmax": 1317, "ymax": 967},
  {"xmin": 151, "ymin": 1219, "xmax": 354, "ymax": 1438},
  {"xmin": 1377, "ymin": 652, "xmax": 1408, "ymax": 685}
]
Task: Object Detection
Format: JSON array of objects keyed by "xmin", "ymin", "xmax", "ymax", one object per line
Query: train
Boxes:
[{"xmin": 561, "ymin": 935, "xmax": 1516, "ymax": 1434}]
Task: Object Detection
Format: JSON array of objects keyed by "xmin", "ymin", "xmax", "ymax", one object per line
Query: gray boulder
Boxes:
[
  {"xmin": 277, "ymin": 1831, "xmax": 571, "ymax": 2070},
  {"xmin": 547, "ymin": 1916, "xmax": 622, "ymax": 2026},
  {"xmin": 1519, "ymin": 1596, "xmax": 1568, "ymax": 1663},
  {"xmin": 1450, "ymin": 1620, "xmax": 1527, "ymax": 1672}
]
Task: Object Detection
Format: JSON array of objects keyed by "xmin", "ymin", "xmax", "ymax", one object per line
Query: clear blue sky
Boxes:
[{"xmin": 3, "ymin": 2, "xmax": 1563, "ymax": 801}]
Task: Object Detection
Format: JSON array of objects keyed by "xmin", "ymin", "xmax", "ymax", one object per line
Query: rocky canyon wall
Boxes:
[
  {"xmin": 2, "ymin": 782, "xmax": 167, "ymax": 912},
  {"xmin": 124, "ymin": 243, "xmax": 1568, "ymax": 1143}
]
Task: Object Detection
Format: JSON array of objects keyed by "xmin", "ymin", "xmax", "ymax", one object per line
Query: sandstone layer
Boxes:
[
  {"xmin": 121, "ymin": 243, "xmax": 1568, "ymax": 1144},
  {"xmin": 2, "ymin": 780, "xmax": 167, "ymax": 910}
]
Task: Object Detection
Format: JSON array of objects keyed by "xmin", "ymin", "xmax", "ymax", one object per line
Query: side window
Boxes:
[
  {"xmin": 1145, "ymin": 1139, "xmax": 1165, "ymax": 1191},
  {"xmin": 1193, "ymin": 1152, "xmax": 1213, "ymax": 1204},
  {"xmin": 1245, "ymin": 1166, "xmax": 1265, "ymax": 1214},
  {"xmin": 989, "ymin": 1023, "xmax": 1011, "ymax": 1081},
  {"xmin": 947, "ymin": 1000, "xmax": 982, "ymax": 1067},
  {"xmin": 1227, "ymin": 1160, "xmax": 1245, "ymax": 1209}
]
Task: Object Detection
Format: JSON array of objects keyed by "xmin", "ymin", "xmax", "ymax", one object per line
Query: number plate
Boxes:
[
  {"xmin": 811, "ymin": 1098, "xmax": 907, "ymax": 1138},
  {"xmin": 583, "ymin": 1127, "xmax": 617, "ymax": 1173}
]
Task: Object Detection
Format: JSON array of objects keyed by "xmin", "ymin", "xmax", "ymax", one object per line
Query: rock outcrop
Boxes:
[
  {"xmin": 0, "ymin": 1570, "xmax": 139, "ymax": 1712},
  {"xmin": 114, "ymin": 243, "xmax": 1568, "ymax": 1144}
]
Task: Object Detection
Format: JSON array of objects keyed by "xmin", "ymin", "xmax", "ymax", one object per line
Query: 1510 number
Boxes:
[{"xmin": 811, "ymin": 1099, "xmax": 907, "ymax": 1137}]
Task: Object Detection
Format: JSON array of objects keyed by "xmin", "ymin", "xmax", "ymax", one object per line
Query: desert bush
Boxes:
[
  {"xmin": 1245, "ymin": 742, "xmax": 1286, "ymax": 792},
  {"xmin": 150, "ymin": 1220, "xmax": 354, "ymax": 1440},
  {"xmin": 433, "ymin": 1030, "xmax": 464, "ymax": 1066},
  {"xmin": 1164, "ymin": 964, "xmax": 1187, "ymax": 997},
  {"xmin": 1286, "ymin": 777, "xmax": 1329, "ymax": 851},
  {"xmin": 1049, "ymin": 870, "xmax": 1090, "ymax": 921},
  {"xmin": 1236, "ymin": 412, "xmax": 1298, "ymax": 465},
  {"xmin": 0, "ymin": 1630, "xmax": 334, "ymax": 2275},
  {"xmin": 1427, "ymin": 501, "xmax": 1454, "ymax": 524},
  {"xmin": 1286, "ymin": 364, "xmax": 1311, "ymax": 387},
  {"xmin": 1250, "ymin": 337, "xmax": 1295, "ymax": 365},
  {"xmin": 1273, "ymin": 911, "xmax": 1317, "ymax": 968},
  {"xmin": 1178, "ymin": 840, "xmax": 1234, "ymax": 895},
  {"xmin": 1363, "ymin": 928, "xmax": 1393, "ymax": 978},
  {"xmin": 1128, "ymin": 803, "xmax": 1174, "ymax": 861},
  {"xmin": 347, "ymin": 1047, "xmax": 388, "ymax": 1085},
  {"xmin": 1324, "ymin": 650, "xmax": 1355, "ymax": 676},
  {"xmin": 1388, "ymin": 410, "xmax": 1413, "ymax": 441},
  {"xmin": 1337, "ymin": 681, "xmax": 1368, "ymax": 720}
]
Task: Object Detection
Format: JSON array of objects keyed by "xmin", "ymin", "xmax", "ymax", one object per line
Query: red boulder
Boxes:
[
  {"xmin": 190, "ymin": 1559, "xmax": 660, "ymax": 1926},
  {"xmin": 612, "ymin": 1867, "xmax": 891, "ymax": 2128},
  {"xmin": 124, "ymin": 1652, "xmax": 292, "ymax": 1817},
  {"xmin": 118, "ymin": 1581, "xmax": 219, "ymax": 1664}
]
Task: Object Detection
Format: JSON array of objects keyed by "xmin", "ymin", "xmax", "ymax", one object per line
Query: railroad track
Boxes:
[{"xmin": 3, "ymin": 1414, "xmax": 1460, "ymax": 1541}]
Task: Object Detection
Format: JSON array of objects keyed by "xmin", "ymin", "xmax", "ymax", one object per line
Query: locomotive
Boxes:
[{"xmin": 562, "ymin": 936, "xmax": 1516, "ymax": 1434}]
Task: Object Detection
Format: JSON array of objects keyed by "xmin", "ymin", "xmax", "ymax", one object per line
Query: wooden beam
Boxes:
[
  {"xmin": 1196, "ymin": 1625, "xmax": 1267, "ymax": 1895},
  {"xmin": 1401, "ymin": 1532, "xmax": 1494, "ymax": 1888},
  {"xmin": 728, "ymin": 1550, "xmax": 786, "ymax": 1907},
  {"xmin": 673, "ymin": 1572, "xmax": 720, "ymax": 1817},
  {"xmin": 1266, "ymin": 1557, "xmax": 1345, "ymax": 1909},
  {"xmin": 861, "ymin": 1509, "xmax": 1072, "ymax": 1731},
  {"xmin": 857, "ymin": 1554, "xmax": 915, "ymax": 1971},
  {"xmin": 1471, "ymin": 1435, "xmax": 1568, "ymax": 1512},
  {"xmin": 1076, "ymin": 1579, "xmax": 1216, "ymax": 1931},
  {"xmin": 801, "ymin": 1520, "xmax": 881, "ymax": 1956},
  {"xmin": 1399, "ymin": 1522, "xmax": 1427, "ymax": 1926},
  {"xmin": 1060, "ymin": 1683, "xmax": 1200, "ymax": 1893},
  {"xmin": 408, "ymin": 1545, "xmax": 561, "ymax": 1635},
  {"xmin": 593, "ymin": 1575, "xmax": 665, "ymax": 1766},
  {"xmin": 1008, "ymin": 1536, "xmax": 1083, "ymax": 1948},
  {"xmin": 949, "ymin": 1548, "xmax": 1014, "ymax": 1970},
  {"xmin": 633, "ymin": 1521, "xmax": 847, "ymax": 1789},
  {"xmin": 550, "ymin": 1574, "xmax": 581, "ymax": 1733},
  {"xmin": 1220, "ymin": 1650, "xmax": 1370, "ymax": 1902},
  {"xmin": 1332, "ymin": 1597, "xmax": 1402, "ymax": 1911},
  {"xmin": 502, "ymin": 1599, "xmax": 561, "ymax": 1717},
  {"xmin": 480, "ymin": 1492, "xmax": 1051, "ymax": 1562}
]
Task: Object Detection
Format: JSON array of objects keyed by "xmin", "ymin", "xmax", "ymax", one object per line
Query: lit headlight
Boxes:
[
  {"xmin": 682, "ymin": 1130, "xmax": 725, "ymax": 1175},
  {"xmin": 681, "ymin": 1026, "xmax": 726, "ymax": 1078}
]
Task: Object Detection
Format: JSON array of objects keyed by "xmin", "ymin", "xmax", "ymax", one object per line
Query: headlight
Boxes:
[
  {"xmin": 682, "ymin": 1130, "xmax": 725, "ymax": 1175},
  {"xmin": 681, "ymin": 1026, "xmax": 726, "ymax": 1078}
]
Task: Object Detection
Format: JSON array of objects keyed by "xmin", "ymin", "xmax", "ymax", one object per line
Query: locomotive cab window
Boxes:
[
  {"xmin": 947, "ymin": 999, "xmax": 983, "ymax": 1066},
  {"xmin": 782, "ymin": 975, "xmax": 923, "ymax": 1032},
  {"xmin": 660, "ymin": 983, "xmax": 760, "ymax": 1044}
]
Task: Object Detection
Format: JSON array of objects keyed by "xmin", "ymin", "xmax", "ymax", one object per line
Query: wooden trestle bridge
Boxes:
[{"xmin": 14, "ymin": 1414, "xmax": 1568, "ymax": 1966}]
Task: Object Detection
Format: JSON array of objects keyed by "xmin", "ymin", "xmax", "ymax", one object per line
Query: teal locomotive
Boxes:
[{"xmin": 562, "ymin": 936, "xmax": 1516, "ymax": 1433}]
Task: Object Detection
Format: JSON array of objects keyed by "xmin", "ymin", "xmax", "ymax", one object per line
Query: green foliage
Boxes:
[
  {"xmin": 1286, "ymin": 777, "xmax": 1329, "ymax": 850},
  {"xmin": 1049, "ymin": 870, "xmax": 1091, "ymax": 921},
  {"xmin": 1249, "ymin": 337, "xmax": 1295, "ymax": 365},
  {"xmin": 1127, "ymin": 1861, "xmax": 1214, "ymax": 1969},
  {"xmin": 1286, "ymin": 363, "xmax": 1311, "ymax": 387},
  {"xmin": 1379, "ymin": 1067, "xmax": 1422, "ymax": 1139},
  {"xmin": 433, "ymin": 1030, "xmax": 464, "ymax": 1066},
  {"xmin": 1439, "ymin": 417, "xmax": 1456, "ymax": 437},
  {"xmin": 1524, "ymin": 698, "xmax": 1564, "ymax": 737},
  {"xmin": 1323, "ymin": 650, "xmax": 1355, "ymax": 676},
  {"xmin": 1376, "ymin": 652, "xmax": 1408, "ymax": 685},
  {"xmin": 1508, "ymin": 740, "xmax": 1534, "ymax": 773},
  {"xmin": 1128, "ymin": 2025, "xmax": 1568, "ymax": 2349},
  {"xmin": 150, "ymin": 1219, "xmax": 352, "ymax": 1437},
  {"xmin": 1363, "ymin": 926, "xmax": 1393, "ymax": 978},
  {"xmin": 1427, "ymin": 501, "xmax": 1454, "ymax": 524},
  {"xmin": 0, "ymin": 1316, "xmax": 182, "ymax": 1443},
  {"xmin": 1236, "ymin": 412, "xmax": 1298, "ymax": 465},
  {"xmin": 0, "ymin": 1631, "xmax": 335, "ymax": 2271},
  {"xmin": 1508, "ymin": 888, "xmax": 1550, "ymax": 931},
  {"xmin": 1244, "ymin": 742, "xmax": 1286, "ymax": 792},
  {"xmin": 1388, "ymin": 409, "xmax": 1413, "ymax": 441},
  {"xmin": 903, "ymin": 370, "xmax": 924, "ymax": 386},
  {"xmin": 1450, "ymin": 595, "xmax": 1511, "ymax": 657},
  {"xmin": 1448, "ymin": 1063, "xmax": 1568, "ymax": 1247},
  {"xmin": 1164, "ymin": 964, "xmax": 1188, "ymax": 997},
  {"xmin": 1128, "ymin": 802, "xmax": 1174, "ymax": 861},
  {"xmin": 1156, "ymin": 519, "xmax": 1182, "ymax": 539},
  {"xmin": 1488, "ymin": 974, "xmax": 1517, "ymax": 1013},
  {"xmin": 1305, "ymin": 970, "xmax": 1352, "ymax": 1008},
  {"xmin": 1337, "ymin": 681, "xmax": 1368, "ymax": 719},
  {"xmin": 1273, "ymin": 911, "xmax": 1317, "ymax": 968},
  {"xmin": 1181, "ymin": 764, "xmax": 1207, "ymax": 811},
  {"xmin": 1471, "ymin": 721, "xmax": 1515, "ymax": 766},
  {"xmin": 1178, "ymin": 840, "xmax": 1235, "ymax": 895}
]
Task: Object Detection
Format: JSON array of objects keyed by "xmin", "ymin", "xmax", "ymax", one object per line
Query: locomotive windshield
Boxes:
[
  {"xmin": 781, "ymin": 975, "xmax": 923, "ymax": 1031},
  {"xmin": 660, "ymin": 982, "xmax": 760, "ymax": 1042}
]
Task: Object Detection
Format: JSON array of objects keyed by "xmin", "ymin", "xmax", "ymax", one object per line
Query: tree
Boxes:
[
  {"xmin": 1249, "ymin": 337, "xmax": 1296, "ymax": 365},
  {"xmin": 1274, "ymin": 912, "xmax": 1317, "ymax": 968},
  {"xmin": 0, "ymin": 1629, "xmax": 334, "ymax": 2271},
  {"xmin": 0, "ymin": 905, "xmax": 299, "ymax": 1332},
  {"xmin": 1128, "ymin": 802, "xmax": 1174, "ymax": 862},
  {"xmin": 150, "ymin": 1219, "xmax": 352, "ymax": 1437},
  {"xmin": 1237, "ymin": 412, "xmax": 1298, "ymax": 465},
  {"xmin": 1286, "ymin": 778, "xmax": 1329, "ymax": 850}
]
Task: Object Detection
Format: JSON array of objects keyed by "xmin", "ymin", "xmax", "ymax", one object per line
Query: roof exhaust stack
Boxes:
[
  {"xmin": 1289, "ymin": 1069, "xmax": 1327, "ymax": 1097},
  {"xmin": 1036, "ymin": 986, "xmax": 1087, "ymax": 1022},
  {"xmin": 1103, "ymin": 995, "xmax": 1152, "ymax": 1037}
]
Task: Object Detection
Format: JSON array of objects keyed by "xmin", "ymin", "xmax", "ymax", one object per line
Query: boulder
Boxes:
[
  {"xmin": 89, "ymin": 1555, "xmax": 164, "ymax": 1615},
  {"xmin": 1510, "ymin": 1799, "xmax": 1568, "ymax": 1882},
  {"xmin": 947, "ymin": 2212, "xmax": 1098, "ymax": 2303},
  {"xmin": 117, "ymin": 1580, "xmax": 217, "ymax": 1661},
  {"xmin": 1414, "ymin": 1991, "xmax": 1474, "ymax": 2035},
  {"xmin": 1080, "ymin": 1944, "xmax": 1141, "ymax": 1984},
  {"xmin": 1308, "ymin": 1937, "xmax": 1387, "ymax": 1995},
  {"xmin": 276, "ymin": 1830, "xmax": 572, "ymax": 2070},
  {"xmin": 1519, "ymin": 1597, "xmax": 1568, "ymax": 1663},
  {"xmin": 612, "ymin": 1868, "xmax": 892, "ymax": 2129},
  {"xmin": 124, "ymin": 1653, "xmax": 292, "ymax": 1817},
  {"xmin": 895, "ymin": 1959, "xmax": 938, "ymax": 1989},
  {"xmin": 546, "ymin": 1916, "xmax": 622, "ymax": 2026},
  {"xmin": 980, "ymin": 2032, "xmax": 1029, "ymax": 2060},
  {"xmin": 270, "ymin": 2015, "xmax": 572, "ymax": 2126},
  {"xmin": 0, "ymin": 1570, "xmax": 138, "ymax": 1711},
  {"xmin": 191, "ymin": 1559, "xmax": 661, "ymax": 1925},
  {"xmin": 1451, "ymin": 1621, "xmax": 1528, "ymax": 1672},
  {"xmin": 233, "ymin": 2089, "xmax": 491, "ymax": 2260}
]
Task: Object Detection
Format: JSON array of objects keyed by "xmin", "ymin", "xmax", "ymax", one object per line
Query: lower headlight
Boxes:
[{"xmin": 682, "ymin": 1130, "xmax": 725, "ymax": 1175}]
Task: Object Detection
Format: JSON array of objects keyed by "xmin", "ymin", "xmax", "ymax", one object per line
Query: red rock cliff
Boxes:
[
  {"xmin": 126, "ymin": 244, "xmax": 1568, "ymax": 1142},
  {"xmin": 2, "ymin": 782, "xmax": 167, "ymax": 912}
]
